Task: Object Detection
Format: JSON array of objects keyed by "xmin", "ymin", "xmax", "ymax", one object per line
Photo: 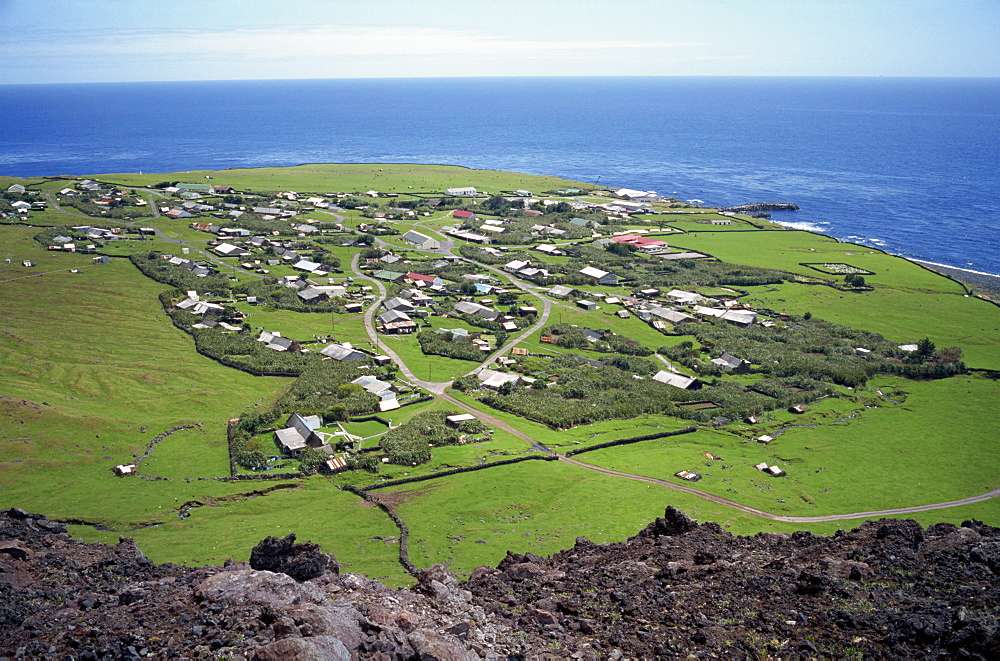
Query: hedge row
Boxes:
[
  {"xmin": 564, "ymin": 426, "xmax": 697, "ymax": 457},
  {"xmin": 361, "ymin": 453, "xmax": 557, "ymax": 492}
]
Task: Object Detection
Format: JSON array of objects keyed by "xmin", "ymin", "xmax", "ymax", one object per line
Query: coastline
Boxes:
[{"xmin": 911, "ymin": 259, "xmax": 1000, "ymax": 296}]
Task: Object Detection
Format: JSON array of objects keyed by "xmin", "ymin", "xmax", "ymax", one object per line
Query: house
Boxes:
[
  {"xmin": 274, "ymin": 413, "xmax": 325, "ymax": 455},
  {"xmin": 501, "ymin": 320, "xmax": 518, "ymax": 331},
  {"xmin": 711, "ymin": 352, "xmax": 751, "ymax": 373},
  {"xmin": 436, "ymin": 327, "xmax": 470, "ymax": 339},
  {"xmin": 767, "ymin": 465, "xmax": 786, "ymax": 477},
  {"xmin": 453, "ymin": 209, "xmax": 476, "ymax": 220},
  {"xmin": 616, "ymin": 310, "xmax": 631, "ymax": 319},
  {"xmin": 258, "ymin": 330, "xmax": 296, "ymax": 352},
  {"xmin": 383, "ymin": 297, "xmax": 416, "ymax": 313},
  {"xmin": 693, "ymin": 306, "xmax": 757, "ymax": 327},
  {"xmin": 615, "ymin": 188, "xmax": 660, "ymax": 201},
  {"xmin": 372, "ymin": 269, "xmax": 405, "ymax": 282},
  {"xmin": 666, "ymin": 289, "xmax": 703, "ymax": 305},
  {"xmin": 577, "ymin": 300, "xmax": 598, "ymax": 311},
  {"xmin": 292, "ymin": 259, "xmax": 324, "ymax": 273},
  {"xmin": 212, "ymin": 242, "xmax": 250, "ymax": 258},
  {"xmin": 446, "ymin": 413, "xmax": 477, "ymax": 427},
  {"xmin": 573, "ymin": 355, "xmax": 605, "ymax": 368},
  {"xmin": 454, "ymin": 300, "xmax": 499, "ymax": 321},
  {"xmin": 579, "ymin": 266, "xmax": 618, "ymax": 286},
  {"xmin": 351, "ymin": 375, "xmax": 396, "ymax": 400},
  {"xmin": 789, "ymin": 404, "xmax": 806, "ymax": 414},
  {"xmin": 476, "ymin": 368, "xmax": 521, "ymax": 389},
  {"xmin": 445, "ymin": 228, "xmax": 491, "ymax": 244},
  {"xmin": 652, "ymin": 370, "xmax": 698, "ymax": 390},
  {"xmin": 297, "ymin": 287, "xmax": 330, "ymax": 304},
  {"xmin": 756, "ymin": 435, "xmax": 773, "ymax": 445},
  {"xmin": 377, "ymin": 309, "xmax": 417, "ymax": 333},
  {"xmin": 503, "ymin": 259, "xmax": 530, "ymax": 273},
  {"xmin": 445, "ymin": 187, "xmax": 478, "ymax": 196},
  {"xmin": 402, "ymin": 230, "xmax": 440, "ymax": 250},
  {"xmin": 212, "ymin": 185, "xmax": 236, "ymax": 194},
  {"xmin": 320, "ymin": 343, "xmax": 366, "ymax": 362},
  {"xmin": 405, "ymin": 272, "xmax": 443, "ymax": 287},
  {"xmin": 648, "ymin": 307, "xmax": 695, "ymax": 325},
  {"xmin": 534, "ymin": 244, "xmax": 563, "ymax": 256},
  {"xmin": 548, "ymin": 284, "xmax": 574, "ymax": 298},
  {"xmin": 674, "ymin": 470, "xmax": 702, "ymax": 482},
  {"xmin": 611, "ymin": 234, "xmax": 668, "ymax": 251},
  {"xmin": 377, "ymin": 309, "xmax": 412, "ymax": 325},
  {"xmin": 6, "ymin": 183, "xmax": 26, "ymax": 194}
]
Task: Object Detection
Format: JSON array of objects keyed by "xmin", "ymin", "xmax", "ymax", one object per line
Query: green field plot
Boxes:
[
  {"xmin": 672, "ymin": 229, "xmax": 967, "ymax": 294},
  {"xmin": 93, "ymin": 164, "xmax": 592, "ymax": 198},
  {"xmin": 579, "ymin": 375, "xmax": 1000, "ymax": 517},
  {"xmin": 743, "ymin": 283, "xmax": 1000, "ymax": 368},
  {"xmin": 69, "ymin": 479, "xmax": 410, "ymax": 583},
  {"xmin": 379, "ymin": 333, "xmax": 479, "ymax": 382}
]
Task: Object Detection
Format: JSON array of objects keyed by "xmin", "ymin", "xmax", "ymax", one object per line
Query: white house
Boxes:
[{"xmin": 579, "ymin": 266, "xmax": 619, "ymax": 286}]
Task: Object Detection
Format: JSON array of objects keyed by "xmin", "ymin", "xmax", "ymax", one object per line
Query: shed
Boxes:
[{"xmin": 446, "ymin": 413, "xmax": 477, "ymax": 427}]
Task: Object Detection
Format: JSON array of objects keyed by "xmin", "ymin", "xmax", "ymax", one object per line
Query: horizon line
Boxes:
[{"xmin": 3, "ymin": 73, "xmax": 1000, "ymax": 87}]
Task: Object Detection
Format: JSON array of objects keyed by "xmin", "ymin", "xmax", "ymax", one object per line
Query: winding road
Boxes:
[{"xmin": 348, "ymin": 240, "xmax": 1000, "ymax": 522}]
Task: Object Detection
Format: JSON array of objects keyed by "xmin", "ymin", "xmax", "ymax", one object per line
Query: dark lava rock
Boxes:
[
  {"xmin": 2, "ymin": 507, "xmax": 999, "ymax": 659},
  {"xmin": 249, "ymin": 533, "xmax": 338, "ymax": 582},
  {"xmin": 638, "ymin": 506, "xmax": 699, "ymax": 538}
]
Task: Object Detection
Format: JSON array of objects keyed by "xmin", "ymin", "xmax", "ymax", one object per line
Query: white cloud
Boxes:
[{"xmin": 6, "ymin": 24, "xmax": 713, "ymax": 61}]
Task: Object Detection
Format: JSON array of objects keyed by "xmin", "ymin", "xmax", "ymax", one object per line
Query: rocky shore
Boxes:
[
  {"xmin": 719, "ymin": 202, "xmax": 800, "ymax": 214},
  {"xmin": 1, "ymin": 506, "xmax": 997, "ymax": 659}
]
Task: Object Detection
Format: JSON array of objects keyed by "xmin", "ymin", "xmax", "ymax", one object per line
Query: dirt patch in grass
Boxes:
[{"xmin": 365, "ymin": 482, "xmax": 442, "ymax": 509}]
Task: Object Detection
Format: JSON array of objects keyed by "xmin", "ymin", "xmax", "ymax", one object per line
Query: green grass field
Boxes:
[{"xmin": 2, "ymin": 164, "xmax": 998, "ymax": 586}]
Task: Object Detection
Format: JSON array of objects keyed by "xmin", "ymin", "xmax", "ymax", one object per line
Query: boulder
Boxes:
[
  {"xmin": 250, "ymin": 635, "xmax": 350, "ymax": 661},
  {"xmin": 249, "ymin": 533, "xmax": 338, "ymax": 582},
  {"xmin": 196, "ymin": 569, "xmax": 326, "ymax": 607}
]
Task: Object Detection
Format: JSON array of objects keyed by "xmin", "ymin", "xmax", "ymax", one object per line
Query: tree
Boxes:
[
  {"xmin": 497, "ymin": 291, "xmax": 519, "ymax": 305},
  {"xmin": 917, "ymin": 337, "xmax": 936, "ymax": 359},
  {"xmin": 298, "ymin": 447, "xmax": 327, "ymax": 473},
  {"xmin": 606, "ymin": 242, "xmax": 636, "ymax": 257},
  {"xmin": 459, "ymin": 281, "xmax": 477, "ymax": 295},
  {"xmin": 483, "ymin": 195, "xmax": 507, "ymax": 212}
]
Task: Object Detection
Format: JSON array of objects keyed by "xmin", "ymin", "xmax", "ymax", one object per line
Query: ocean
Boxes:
[{"xmin": 1, "ymin": 76, "xmax": 998, "ymax": 275}]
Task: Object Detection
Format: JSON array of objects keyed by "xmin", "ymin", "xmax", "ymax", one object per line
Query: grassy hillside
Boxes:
[{"xmin": 1, "ymin": 164, "xmax": 996, "ymax": 586}]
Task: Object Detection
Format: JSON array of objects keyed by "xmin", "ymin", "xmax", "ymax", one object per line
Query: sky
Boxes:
[{"xmin": 1, "ymin": 0, "xmax": 998, "ymax": 84}]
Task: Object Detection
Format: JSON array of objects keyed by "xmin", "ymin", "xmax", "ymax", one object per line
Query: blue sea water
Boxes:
[{"xmin": 1, "ymin": 77, "xmax": 998, "ymax": 275}]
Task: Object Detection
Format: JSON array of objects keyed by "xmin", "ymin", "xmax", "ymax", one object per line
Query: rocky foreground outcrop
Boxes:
[{"xmin": 1, "ymin": 506, "xmax": 998, "ymax": 659}]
